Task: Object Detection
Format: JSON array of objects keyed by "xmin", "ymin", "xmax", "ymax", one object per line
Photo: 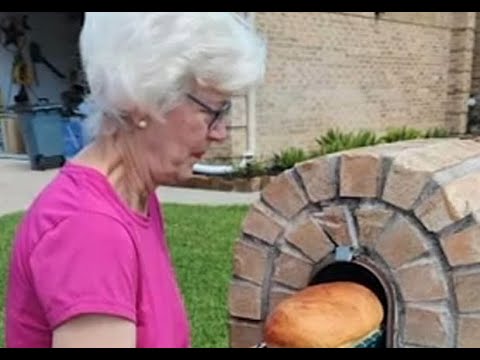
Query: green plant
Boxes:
[
  {"xmin": 381, "ymin": 126, "xmax": 424, "ymax": 143},
  {"xmin": 316, "ymin": 129, "xmax": 381, "ymax": 155},
  {"xmin": 350, "ymin": 129, "xmax": 382, "ymax": 148},
  {"xmin": 232, "ymin": 160, "xmax": 266, "ymax": 178},
  {"xmin": 270, "ymin": 147, "xmax": 308, "ymax": 173},
  {"xmin": 316, "ymin": 129, "xmax": 351, "ymax": 154},
  {"xmin": 228, "ymin": 126, "xmax": 454, "ymax": 179},
  {"xmin": 424, "ymin": 127, "xmax": 450, "ymax": 138}
]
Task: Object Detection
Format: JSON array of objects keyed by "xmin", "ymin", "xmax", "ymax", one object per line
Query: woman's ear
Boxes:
[
  {"xmin": 134, "ymin": 104, "xmax": 169, "ymax": 129},
  {"xmin": 129, "ymin": 106, "xmax": 153, "ymax": 130}
]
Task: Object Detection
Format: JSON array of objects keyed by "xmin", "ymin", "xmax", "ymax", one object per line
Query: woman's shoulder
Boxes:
[
  {"xmin": 20, "ymin": 163, "xmax": 134, "ymax": 246},
  {"xmin": 19, "ymin": 203, "xmax": 137, "ymax": 263}
]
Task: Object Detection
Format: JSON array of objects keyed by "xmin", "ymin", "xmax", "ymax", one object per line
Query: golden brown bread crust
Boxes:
[{"xmin": 264, "ymin": 282, "xmax": 384, "ymax": 348}]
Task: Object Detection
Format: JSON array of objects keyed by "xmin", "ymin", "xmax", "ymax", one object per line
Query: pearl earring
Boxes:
[{"xmin": 138, "ymin": 120, "xmax": 147, "ymax": 129}]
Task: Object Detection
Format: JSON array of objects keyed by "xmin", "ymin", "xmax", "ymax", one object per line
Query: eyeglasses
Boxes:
[{"xmin": 186, "ymin": 93, "xmax": 232, "ymax": 130}]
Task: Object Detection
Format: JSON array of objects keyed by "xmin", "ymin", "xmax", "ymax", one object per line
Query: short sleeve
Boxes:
[{"xmin": 29, "ymin": 212, "xmax": 138, "ymax": 330}]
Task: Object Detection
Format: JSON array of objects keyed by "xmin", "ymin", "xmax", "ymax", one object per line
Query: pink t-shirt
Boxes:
[{"xmin": 5, "ymin": 162, "xmax": 191, "ymax": 348}]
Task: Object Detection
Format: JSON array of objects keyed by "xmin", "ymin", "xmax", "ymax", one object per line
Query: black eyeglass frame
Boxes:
[{"xmin": 186, "ymin": 93, "xmax": 232, "ymax": 130}]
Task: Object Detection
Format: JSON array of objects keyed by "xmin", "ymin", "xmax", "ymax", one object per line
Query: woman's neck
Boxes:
[{"xmin": 73, "ymin": 136, "xmax": 152, "ymax": 215}]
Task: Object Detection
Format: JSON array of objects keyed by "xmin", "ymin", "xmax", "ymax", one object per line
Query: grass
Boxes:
[
  {"xmin": 0, "ymin": 212, "xmax": 22, "ymax": 348},
  {"xmin": 0, "ymin": 204, "xmax": 249, "ymax": 348}
]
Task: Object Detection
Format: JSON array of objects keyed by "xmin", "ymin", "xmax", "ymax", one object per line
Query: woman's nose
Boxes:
[{"xmin": 208, "ymin": 121, "xmax": 229, "ymax": 143}]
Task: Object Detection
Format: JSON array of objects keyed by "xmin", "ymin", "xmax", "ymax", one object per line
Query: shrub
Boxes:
[
  {"xmin": 270, "ymin": 147, "xmax": 308, "ymax": 173},
  {"xmin": 229, "ymin": 126, "xmax": 453, "ymax": 178},
  {"xmin": 316, "ymin": 129, "xmax": 380, "ymax": 155},
  {"xmin": 424, "ymin": 127, "xmax": 450, "ymax": 138},
  {"xmin": 381, "ymin": 126, "xmax": 424, "ymax": 143},
  {"xmin": 231, "ymin": 160, "xmax": 267, "ymax": 179}
]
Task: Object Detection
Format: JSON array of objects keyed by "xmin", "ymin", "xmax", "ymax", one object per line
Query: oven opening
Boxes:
[{"xmin": 309, "ymin": 260, "xmax": 394, "ymax": 348}]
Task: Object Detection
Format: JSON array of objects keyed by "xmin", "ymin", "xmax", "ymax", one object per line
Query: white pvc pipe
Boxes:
[
  {"xmin": 193, "ymin": 163, "xmax": 235, "ymax": 175},
  {"xmin": 245, "ymin": 12, "xmax": 257, "ymax": 160}
]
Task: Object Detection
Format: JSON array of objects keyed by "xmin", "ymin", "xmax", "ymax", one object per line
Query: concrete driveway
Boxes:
[{"xmin": 0, "ymin": 159, "xmax": 259, "ymax": 216}]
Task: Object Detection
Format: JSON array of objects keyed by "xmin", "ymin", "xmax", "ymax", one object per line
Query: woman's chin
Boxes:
[
  {"xmin": 153, "ymin": 160, "xmax": 197, "ymax": 187},
  {"xmin": 173, "ymin": 166, "xmax": 196, "ymax": 184}
]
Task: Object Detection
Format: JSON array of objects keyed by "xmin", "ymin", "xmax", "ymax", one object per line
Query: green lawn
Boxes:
[{"xmin": 0, "ymin": 204, "xmax": 249, "ymax": 348}]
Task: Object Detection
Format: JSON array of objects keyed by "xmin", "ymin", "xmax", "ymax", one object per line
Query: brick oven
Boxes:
[{"xmin": 229, "ymin": 138, "xmax": 480, "ymax": 348}]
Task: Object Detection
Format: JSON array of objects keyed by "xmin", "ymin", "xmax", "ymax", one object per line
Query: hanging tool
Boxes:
[{"xmin": 29, "ymin": 41, "xmax": 66, "ymax": 79}]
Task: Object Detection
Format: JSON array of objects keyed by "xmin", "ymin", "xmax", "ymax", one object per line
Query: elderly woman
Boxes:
[{"xmin": 5, "ymin": 12, "xmax": 266, "ymax": 348}]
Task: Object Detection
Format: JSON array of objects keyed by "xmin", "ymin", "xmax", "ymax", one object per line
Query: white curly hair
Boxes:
[{"xmin": 79, "ymin": 12, "xmax": 267, "ymax": 137}]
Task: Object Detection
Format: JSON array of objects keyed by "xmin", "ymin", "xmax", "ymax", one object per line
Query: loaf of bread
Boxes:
[{"xmin": 264, "ymin": 282, "xmax": 384, "ymax": 348}]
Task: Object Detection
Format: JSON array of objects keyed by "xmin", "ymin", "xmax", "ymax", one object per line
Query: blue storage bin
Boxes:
[
  {"xmin": 16, "ymin": 104, "xmax": 66, "ymax": 170},
  {"xmin": 63, "ymin": 118, "xmax": 84, "ymax": 158}
]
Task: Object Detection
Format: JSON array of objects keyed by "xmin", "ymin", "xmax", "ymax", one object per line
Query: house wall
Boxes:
[
  {"xmin": 470, "ymin": 12, "xmax": 480, "ymax": 95},
  {"xmin": 237, "ymin": 12, "xmax": 475, "ymax": 160},
  {"xmin": 252, "ymin": 12, "xmax": 452, "ymax": 159}
]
